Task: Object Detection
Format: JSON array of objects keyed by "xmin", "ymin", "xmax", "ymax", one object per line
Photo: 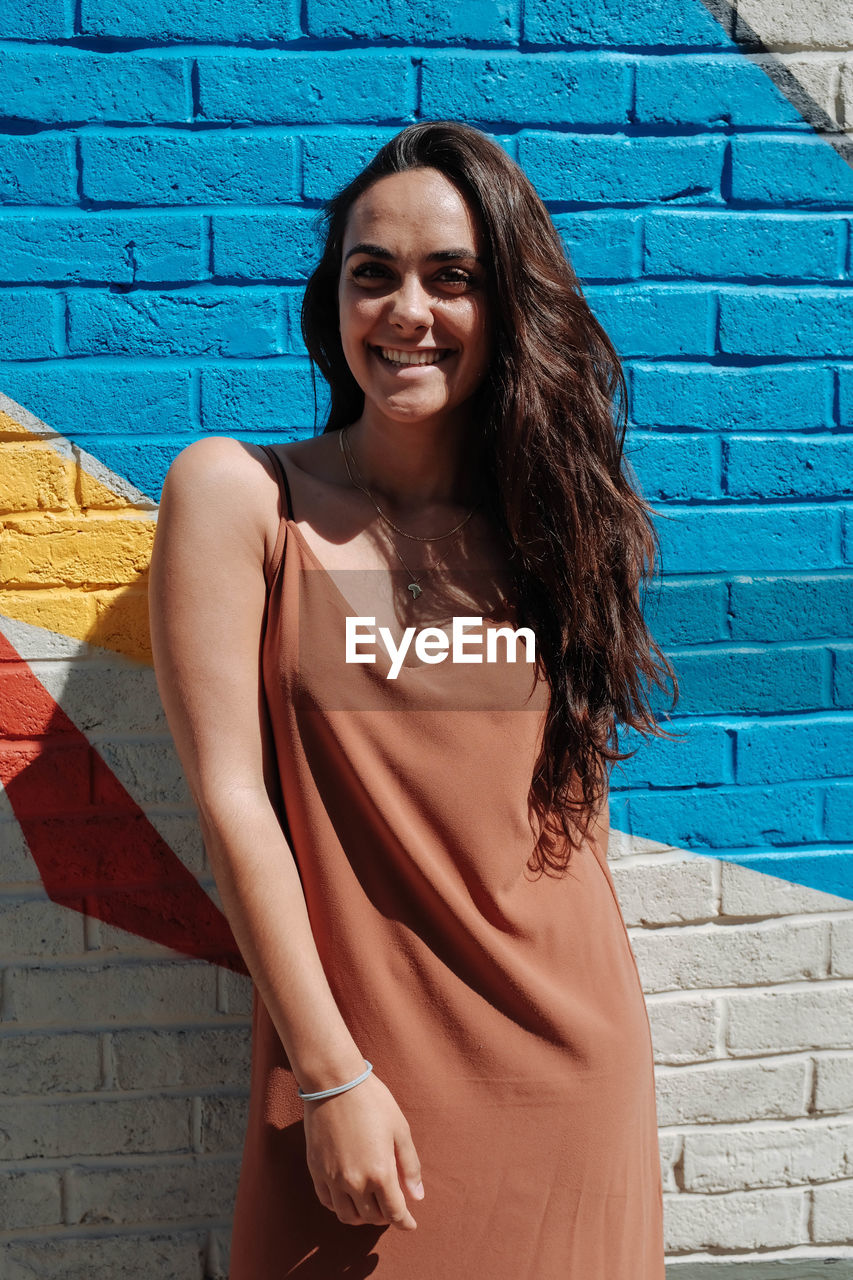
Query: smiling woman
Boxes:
[{"xmin": 148, "ymin": 120, "xmax": 677, "ymax": 1280}]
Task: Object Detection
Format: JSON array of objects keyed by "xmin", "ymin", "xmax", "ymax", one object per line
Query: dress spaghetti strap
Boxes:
[{"xmin": 259, "ymin": 443, "xmax": 295, "ymax": 520}]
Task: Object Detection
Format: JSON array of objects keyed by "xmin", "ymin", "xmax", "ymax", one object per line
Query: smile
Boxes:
[{"xmin": 372, "ymin": 346, "xmax": 455, "ymax": 367}]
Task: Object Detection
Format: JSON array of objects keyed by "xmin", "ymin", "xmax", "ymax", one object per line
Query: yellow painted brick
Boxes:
[
  {"xmin": 78, "ymin": 466, "xmax": 139, "ymax": 511},
  {"xmin": 0, "ymin": 588, "xmax": 97, "ymax": 636},
  {"xmin": 0, "ymin": 444, "xmax": 75, "ymax": 513},
  {"xmin": 1, "ymin": 514, "xmax": 155, "ymax": 587},
  {"xmin": 91, "ymin": 587, "xmax": 152, "ymax": 664}
]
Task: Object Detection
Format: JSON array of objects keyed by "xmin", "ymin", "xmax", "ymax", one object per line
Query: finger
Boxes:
[
  {"xmin": 395, "ymin": 1131, "xmax": 425, "ymax": 1203},
  {"xmin": 374, "ymin": 1177, "xmax": 417, "ymax": 1231},
  {"xmin": 330, "ymin": 1186, "xmax": 365, "ymax": 1226}
]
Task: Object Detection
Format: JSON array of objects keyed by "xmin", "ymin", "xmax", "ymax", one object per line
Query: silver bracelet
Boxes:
[{"xmin": 297, "ymin": 1060, "xmax": 373, "ymax": 1102}]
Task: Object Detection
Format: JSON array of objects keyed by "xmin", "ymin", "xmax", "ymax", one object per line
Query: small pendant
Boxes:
[{"xmin": 407, "ymin": 582, "xmax": 422, "ymax": 599}]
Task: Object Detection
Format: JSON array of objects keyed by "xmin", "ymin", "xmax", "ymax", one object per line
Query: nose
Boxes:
[{"xmin": 387, "ymin": 274, "xmax": 432, "ymax": 331}]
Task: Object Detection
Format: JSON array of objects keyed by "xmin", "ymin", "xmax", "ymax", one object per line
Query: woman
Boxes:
[{"xmin": 149, "ymin": 120, "xmax": 677, "ymax": 1279}]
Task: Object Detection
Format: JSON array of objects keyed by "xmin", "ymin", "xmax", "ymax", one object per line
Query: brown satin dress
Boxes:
[{"xmin": 228, "ymin": 442, "xmax": 665, "ymax": 1279}]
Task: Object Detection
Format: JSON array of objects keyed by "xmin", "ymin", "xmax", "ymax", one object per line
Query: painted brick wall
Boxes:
[{"xmin": 1, "ymin": 0, "xmax": 852, "ymax": 1275}]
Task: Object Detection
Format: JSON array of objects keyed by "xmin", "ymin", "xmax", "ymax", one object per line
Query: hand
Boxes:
[{"xmin": 302, "ymin": 1073, "xmax": 425, "ymax": 1229}]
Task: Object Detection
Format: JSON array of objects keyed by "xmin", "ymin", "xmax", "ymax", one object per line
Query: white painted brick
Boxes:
[
  {"xmin": 646, "ymin": 994, "xmax": 719, "ymax": 1064},
  {"xmin": 70, "ymin": 1156, "xmax": 240, "ymax": 1225},
  {"xmin": 720, "ymin": 860, "xmax": 853, "ymax": 918},
  {"xmin": 33, "ymin": 662, "xmax": 166, "ymax": 736},
  {"xmin": 811, "ymin": 1178, "xmax": 853, "ymax": 1243},
  {"xmin": 0, "ymin": 1095, "xmax": 191, "ymax": 1159},
  {"xmin": 609, "ymin": 858, "xmax": 717, "ymax": 926},
  {"xmin": 0, "ymin": 894, "xmax": 85, "ymax": 959},
  {"xmin": 0, "ymin": 1231, "xmax": 207, "ymax": 1280},
  {"xmin": 814, "ymin": 1052, "xmax": 853, "ymax": 1114},
  {"xmin": 659, "ymin": 1132, "xmax": 682, "ymax": 1192},
  {"xmin": 830, "ymin": 917, "xmax": 853, "ymax": 977},
  {"xmin": 663, "ymin": 1186, "xmax": 806, "ymax": 1251},
  {"xmin": 5, "ymin": 960, "xmax": 217, "ymax": 1026},
  {"xmin": 0, "ymin": 807, "xmax": 43, "ymax": 884},
  {"xmin": 759, "ymin": 54, "xmax": 843, "ymax": 124},
  {"xmin": 0, "ymin": 1031, "xmax": 102, "ymax": 1094},
  {"xmin": 95, "ymin": 741, "xmax": 192, "ymax": 807},
  {"xmin": 683, "ymin": 1120, "xmax": 853, "ymax": 1192},
  {"xmin": 736, "ymin": 0, "xmax": 853, "ymax": 48},
  {"xmin": 842, "ymin": 63, "xmax": 853, "ymax": 130},
  {"xmin": 218, "ymin": 969, "xmax": 252, "ymax": 1016},
  {"xmin": 655, "ymin": 1058, "xmax": 808, "ymax": 1126},
  {"xmin": 199, "ymin": 1094, "xmax": 250, "ymax": 1154},
  {"xmin": 112, "ymin": 1027, "xmax": 250, "ymax": 1090},
  {"xmin": 630, "ymin": 920, "xmax": 828, "ymax": 994},
  {"xmin": 726, "ymin": 987, "xmax": 853, "ymax": 1056},
  {"xmin": 0, "ymin": 1169, "xmax": 62, "ymax": 1230}
]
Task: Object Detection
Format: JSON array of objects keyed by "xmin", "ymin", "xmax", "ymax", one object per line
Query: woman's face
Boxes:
[{"xmin": 337, "ymin": 167, "xmax": 491, "ymax": 430}]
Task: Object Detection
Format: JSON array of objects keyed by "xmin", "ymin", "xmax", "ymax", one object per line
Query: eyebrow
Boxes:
[{"xmin": 344, "ymin": 243, "xmax": 484, "ymax": 265}]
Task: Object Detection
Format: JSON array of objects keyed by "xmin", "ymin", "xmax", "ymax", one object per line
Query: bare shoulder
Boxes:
[{"xmin": 163, "ymin": 435, "xmax": 277, "ymax": 500}]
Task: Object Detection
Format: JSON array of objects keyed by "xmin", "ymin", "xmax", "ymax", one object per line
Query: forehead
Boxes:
[{"xmin": 342, "ymin": 168, "xmax": 482, "ymax": 254}]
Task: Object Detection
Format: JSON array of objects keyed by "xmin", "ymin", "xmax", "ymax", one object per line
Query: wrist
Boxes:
[{"xmin": 294, "ymin": 1049, "xmax": 370, "ymax": 1097}]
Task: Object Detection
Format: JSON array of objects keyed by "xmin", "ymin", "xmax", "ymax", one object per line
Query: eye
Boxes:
[
  {"xmin": 437, "ymin": 269, "xmax": 476, "ymax": 287},
  {"xmin": 350, "ymin": 262, "xmax": 390, "ymax": 282}
]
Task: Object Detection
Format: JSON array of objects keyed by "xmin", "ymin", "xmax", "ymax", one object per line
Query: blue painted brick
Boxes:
[
  {"xmin": 69, "ymin": 434, "xmax": 183, "ymax": 503},
  {"xmin": 198, "ymin": 53, "xmax": 414, "ymax": 125},
  {"xmin": 283, "ymin": 289, "xmax": 309, "ymax": 357},
  {"xmin": 519, "ymin": 134, "xmax": 725, "ymax": 205},
  {"xmin": 635, "ymin": 54, "xmax": 805, "ymax": 127},
  {"xmin": 303, "ymin": 131, "xmax": 518, "ymax": 201},
  {"xmin": 625, "ymin": 432, "xmax": 719, "ymax": 501},
  {"xmin": 552, "ymin": 212, "xmax": 639, "ymax": 280},
  {"xmin": 657, "ymin": 505, "xmax": 838, "ymax": 573},
  {"xmin": 0, "ymin": 365, "xmax": 193, "ymax": 443},
  {"xmin": 0, "ymin": 214, "xmax": 205, "ymax": 283},
  {"xmin": 834, "ymin": 645, "xmax": 853, "ymax": 709},
  {"xmin": 80, "ymin": 0, "xmax": 297, "ymax": 39},
  {"xmin": 301, "ymin": 130, "xmax": 409, "ymax": 202},
  {"xmin": 81, "ymin": 133, "xmax": 297, "ymax": 206},
  {"xmin": 306, "ymin": 0, "xmax": 519, "ymax": 43},
  {"xmin": 4, "ymin": 0, "xmax": 72, "ymax": 37},
  {"xmin": 717, "ymin": 848, "xmax": 853, "ymax": 899},
  {"xmin": 610, "ymin": 722, "xmax": 730, "ymax": 790},
  {"xmin": 421, "ymin": 53, "xmax": 631, "ymax": 125},
  {"xmin": 841, "ymin": 367, "xmax": 853, "ymax": 428},
  {"xmin": 631, "ymin": 364, "xmax": 832, "ymax": 431},
  {"xmin": 211, "ymin": 212, "xmax": 322, "ymax": 281},
  {"xmin": 585, "ymin": 285, "xmax": 714, "ymax": 357},
  {"xmin": 825, "ymin": 781, "xmax": 853, "ymax": 839},
  {"xmin": 629, "ymin": 783, "xmax": 822, "ymax": 849},
  {"xmin": 643, "ymin": 212, "xmax": 845, "ymax": 281},
  {"xmin": 730, "ymin": 137, "xmax": 853, "ymax": 206},
  {"xmin": 0, "ymin": 292, "xmax": 63, "ymax": 360},
  {"xmin": 726, "ymin": 436, "xmax": 853, "ymax": 500},
  {"xmin": 0, "ymin": 136, "xmax": 76, "ymax": 206},
  {"xmin": 201, "ymin": 363, "xmax": 317, "ymax": 434},
  {"xmin": 719, "ymin": 289, "xmax": 853, "ymax": 358},
  {"xmin": 845, "ymin": 508, "xmax": 853, "ymax": 566},
  {"xmin": 67, "ymin": 290, "xmax": 283, "ymax": 358},
  {"xmin": 643, "ymin": 578, "xmax": 728, "ymax": 645},
  {"xmin": 659, "ymin": 645, "xmax": 826, "ymax": 716},
  {"xmin": 729, "ymin": 575, "xmax": 853, "ymax": 643},
  {"xmin": 1, "ymin": 50, "xmax": 190, "ymax": 126},
  {"xmin": 524, "ymin": 0, "xmax": 731, "ymax": 46},
  {"xmin": 736, "ymin": 716, "xmax": 852, "ymax": 784}
]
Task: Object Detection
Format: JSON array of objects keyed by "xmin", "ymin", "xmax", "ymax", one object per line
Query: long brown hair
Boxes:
[{"xmin": 301, "ymin": 120, "xmax": 680, "ymax": 876}]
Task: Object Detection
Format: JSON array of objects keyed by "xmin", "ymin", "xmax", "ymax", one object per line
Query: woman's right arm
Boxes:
[{"xmin": 147, "ymin": 436, "xmax": 423, "ymax": 1230}]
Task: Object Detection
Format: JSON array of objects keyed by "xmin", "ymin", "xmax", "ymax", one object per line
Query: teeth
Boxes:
[{"xmin": 379, "ymin": 347, "xmax": 448, "ymax": 366}]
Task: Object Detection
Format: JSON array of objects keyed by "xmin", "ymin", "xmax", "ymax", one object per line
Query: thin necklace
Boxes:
[
  {"xmin": 340, "ymin": 427, "xmax": 480, "ymax": 540},
  {"xmin": 338, "ymin": 427, "xmax": 478, "ymax": 600}
]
